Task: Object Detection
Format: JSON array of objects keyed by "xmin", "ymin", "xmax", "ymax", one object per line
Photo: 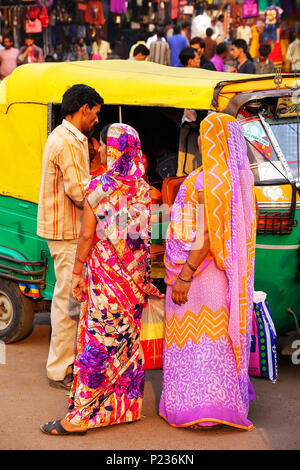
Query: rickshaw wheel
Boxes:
[{"xmin": 0, "ymin": 279, "xmax": 35, "ymax": 343}]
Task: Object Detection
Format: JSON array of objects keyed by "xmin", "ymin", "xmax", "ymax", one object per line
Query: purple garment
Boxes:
[
  {"xmin": 211, "ymin": 54, "xmax": 225, "ymax": 72},
  {"xmin": 110, "ymin": 0, "xmax": 127, "ymax": 14},
  {"xmin": 159, "ymin": 115, "xmax": 256, "ymax": 430},
  {"xmin": 36, "ymin": 0, "xmax": 53, "ymax": 13},
  {"xmin": 242, "ymin": 0, "xmax": 259, "ymax": 18}
]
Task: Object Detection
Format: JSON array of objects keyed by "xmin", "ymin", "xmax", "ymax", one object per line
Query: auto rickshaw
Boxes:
[{"xmin": 0, "ymin": 61, "xmax": 299, "ymax": 370}]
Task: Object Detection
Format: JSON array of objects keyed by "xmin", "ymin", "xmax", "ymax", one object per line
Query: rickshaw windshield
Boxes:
[
  {"xmin": 239, "ymin": 116, "xmax": 290, "ymax": 184},
  {"xmin": 267, "ymin": 118, "xmax": 300, "ymax": 182}
]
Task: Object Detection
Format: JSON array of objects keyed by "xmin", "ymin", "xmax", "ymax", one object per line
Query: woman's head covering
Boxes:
[
  {"xmin": 105, "ymin": 123, "xmax": 145, "ymax": 180},
  {"xmin": 85, "ymin": 123, "xmax": 161, "ymax": 297},
  {"xmin": 87, "ymin": 123, "xmax": 146, "ymax": 207}
]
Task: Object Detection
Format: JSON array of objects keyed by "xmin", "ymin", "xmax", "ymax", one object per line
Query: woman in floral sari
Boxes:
[
  {"xmin": 159, "ymin": 113, "xmax": 257, "ymax": 430},
  {"xmin": 41, "ymin": 123, "xmax": 162, "ymax": 435}
]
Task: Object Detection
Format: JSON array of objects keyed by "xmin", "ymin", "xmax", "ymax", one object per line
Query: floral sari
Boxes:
[
  {"xmin": 66, "ymin": 124, "xmax": 162, "ymax": 430},
  {"xmin": 159, "ymin": 113, "xmax": 257, "ymax": 430}
]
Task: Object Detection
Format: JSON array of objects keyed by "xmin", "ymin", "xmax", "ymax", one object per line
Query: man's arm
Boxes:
[
  {"xmin": 18, "ymin": 46, "xmax": 30, "ymax": 65},
  {"xmin": 58, "ymin": 142, "xmax": 89, "ymax": 208},
  {"xmin": 37, "ymin": 47, "xmax": 44, "ymax": 62}
]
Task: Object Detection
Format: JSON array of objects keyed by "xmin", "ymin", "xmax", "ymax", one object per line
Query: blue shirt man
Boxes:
[{"xmin": 168, "ymin": 26, "xmax": 188, "ymax": 67}]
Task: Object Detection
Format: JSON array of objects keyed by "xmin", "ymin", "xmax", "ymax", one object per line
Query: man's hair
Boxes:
[
  {"xmin": 206, "ymin": 27, "xmax": 214, "ymax": 37},
  {"xmin": 182, "ymin": 22, "xmax": 190, "ymax": 30},
  {"xmin": 25, "ymin": 33, "xmax": 35, "ymax": 41},
  {"xmin": 218, "ymin": 14, "xmax": 224, "ymax": 21},
  {"xmin": 156, "ymin": 27, "xmax": 165, "ymax": 38},
  {"xmin": 179, "ymin": 46, "xmax": 197, "ymax": 66},
  {"xmin": 61, "ymin": 84, "xmax": 104, "ymax": 118},
  {"xmin": 216, "ymin": 42, "xmax": 228, "ymax": 55},
  {"xmin": 190, "ymin": 36, "xmax": 205, "ymax": 48},
  {"xmin": 173, "ymin": 25, "xmax": 181, "ymax": 35},
  {"xmin": 133, "ymin": 44, "xmax": 150, "ymax": 56},
  {"xmin": 3, "ymin": 34, "xmax": 13, "ymax": 43},
  {"xmin": 259, "ymin": 44, "xmax": 271, "ymax": 57},
  {"xmin": 136, "ymin": 30, "xmax": 147, "ymax": 41},
  {"xmin": 232, "ymin": 39, "xmax": 248, "ymax": 53},
  {"xmin": 100, "ymin": 123, "xmax": 111, "ymax": 145}
]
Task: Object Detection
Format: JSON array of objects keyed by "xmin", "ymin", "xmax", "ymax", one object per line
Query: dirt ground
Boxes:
[{"xmin": 0, "ymin": 313, "xmax": 299, "ymax": 451}]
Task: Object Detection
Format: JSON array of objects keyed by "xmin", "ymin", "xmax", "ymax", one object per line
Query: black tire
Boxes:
[{"xmin": 0, "ymin": 279, "xmax": 35, "ymax": 344}]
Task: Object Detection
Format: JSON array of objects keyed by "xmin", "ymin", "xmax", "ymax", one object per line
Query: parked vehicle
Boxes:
[{"xmin": 0, "ymin": 60, "xmax": 299, "ymax": 350}]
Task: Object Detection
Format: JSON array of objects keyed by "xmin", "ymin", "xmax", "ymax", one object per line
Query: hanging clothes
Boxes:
[
  {"xmin": 85, "ymin": 1, "xmax": 105, "ymax": 25},
  {"xmin": 281, "ymin": 0, "xmax": 294, "ymax": 15},
  {"xmin": 242, "ymin": 0, "xmax": 259, "ymax": 18},
  {"xmin": 36, "ymin": 0, "xmax": 54, "ymax": 13},
  {"xmin": 26, "ymin": 18, "xmax": 43, "ymax": 34},
  {"xmin": 269, "ymin": 26, "xmax": 283, "ymax": 65},
  {"xmin": 40, "ymin": 6, "xmax": 49, "ymax": 28},
  {"xmin": 171, "ymin": 0, "xmax": 179, "ymax": 20},
  {"xmin": 263, "ymin": 6, "xmax": 280, "ymax": 43},
  {"xmin": 110, "ymin": 0, "xmax": 127, "ymax": 15},
  {"xmin": 258, "ymin": 0, "xmax": 269, "ymax": 12}
]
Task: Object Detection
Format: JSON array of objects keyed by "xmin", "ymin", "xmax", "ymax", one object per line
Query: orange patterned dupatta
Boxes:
[{"xmin": 201, "ymin": 112, "xmax": 257, "ymax": 371}]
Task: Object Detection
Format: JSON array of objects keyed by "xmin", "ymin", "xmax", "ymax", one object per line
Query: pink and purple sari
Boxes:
[
  {"xmin": 66, "ymin": 124, "xmax": 162, "ymax": 430},
  {"xmin": 159, "ymin": 113, "xmax": 257, "ymax": 430}
]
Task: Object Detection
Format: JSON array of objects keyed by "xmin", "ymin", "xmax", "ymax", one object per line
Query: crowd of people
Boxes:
[
  {"xmin": 127, "ymin": 16, "xmax": 300, "ymax": 74},
  {"xmin": 37, "ymin": 83, "xmax": 257, "ymax": 435},
  {"xmin": 0, "ymin": 15, "xmax": 299, "ymax": 80}
]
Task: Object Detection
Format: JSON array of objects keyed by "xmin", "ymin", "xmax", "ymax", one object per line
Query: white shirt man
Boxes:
[
  {"xmin": 237, "ymin": 22, "xmax": 252, "ymax": 46},
  {"xmin": 286, "ymin": 35, "xmax": 300, "ymax": 72}
]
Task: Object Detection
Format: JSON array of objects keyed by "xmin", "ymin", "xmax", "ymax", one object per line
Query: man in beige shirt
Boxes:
[
  {"xmin": 37, "ymin": 84, "xmax": 103, "ymax": 389},
  {"xmin": 236, "ymin": 18, "xmax": 252, "ymax": 46},
  {"xmin": 91, "ymin": 34, "xmax": 112, "ymax": 59},
  {"xmin": 286, "ymin": 31, "xmax": 300, "ymax": 72}
]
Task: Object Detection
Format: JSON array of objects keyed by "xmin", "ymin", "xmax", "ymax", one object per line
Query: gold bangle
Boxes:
[
  {"xmin": 185, "ymin": 260, "xmax": 197, "ymax": 272},
  {"xmin": 178, "ymin": 275, "xmax": 192, "ymax": 283}
]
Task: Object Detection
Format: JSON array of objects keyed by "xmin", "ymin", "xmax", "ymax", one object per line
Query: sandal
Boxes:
[
  {"xmin": 40, "ymin": 420, "xmax": 87, "ymax": 436},
  {"xmin": 48, "ymin": 373, "xmax": 73, "ymax": 390},
  {"xmin": 189, "ymin": 424, "xmax": 222, "ymax": 430}
]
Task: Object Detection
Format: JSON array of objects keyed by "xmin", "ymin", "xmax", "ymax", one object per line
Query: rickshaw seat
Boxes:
[
  {"xmin": 161, "ymin": 176, "xmax": 186, "ymax": 206},
  {"xmin": 150, "ymin": 242, "xmax": 165, "ymax": 265}
]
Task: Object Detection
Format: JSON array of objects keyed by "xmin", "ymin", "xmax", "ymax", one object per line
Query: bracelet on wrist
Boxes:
[
  {"xmin": 185, "ymin": 260, "xmax": 197, "ymax": 272},
  {"xmin": 75, "ymin": 255, "xmax": 85, "ymax": 264},
  {"xmin": 72, "ymin": 271, "xmax": 82, "ymax": 276},
  {"xmin": 178, "ymin": 275, "xmax": 192, "ymax": 283}
]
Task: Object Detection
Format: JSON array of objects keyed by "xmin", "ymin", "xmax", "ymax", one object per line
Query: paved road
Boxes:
[{"xmin": 0, "ymin": 313, "xmax": 299, "ymax": 450}]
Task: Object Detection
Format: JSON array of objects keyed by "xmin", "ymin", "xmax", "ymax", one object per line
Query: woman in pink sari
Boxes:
[
  {"xmin": 159, "ymin": 113, "xmax": 257, "ymax": 430},
  {"xmin": 40, "ymin": 123, "xmax": 162, "ymax": 435}
]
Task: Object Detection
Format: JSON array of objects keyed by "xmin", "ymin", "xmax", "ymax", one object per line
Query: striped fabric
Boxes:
[
  {"xmin": 37, "ymin": 120, "xmax": 90, "ymax": 240},
  {"xmin": 149, "ymin": 40, "xmax": 170, "ymax": 66},
  {"xmin": 159, "ymin": 113, "xmax": 257, "ymax": 430}
]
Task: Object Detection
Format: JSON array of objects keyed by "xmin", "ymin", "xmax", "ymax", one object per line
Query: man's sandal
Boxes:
[
  {"xmin": 40, "ymin": 420, "xmax": 87, "ymax": 436},
  {"xmin": 48, "ymin": 373, "xmax": 73, "ymax": 390}
]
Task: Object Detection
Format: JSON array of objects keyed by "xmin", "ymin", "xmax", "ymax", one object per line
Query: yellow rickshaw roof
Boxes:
[
  {"xmin": 0, "ymin": 59, "xmax": 284, "ymax": 110},
  {"xmin": 0, "ymin": 60, "xmax": 298, "ymax": 205},
  {"xmin": 1, "ymin": 60, "xmax": 298, "ymax": 111}
]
